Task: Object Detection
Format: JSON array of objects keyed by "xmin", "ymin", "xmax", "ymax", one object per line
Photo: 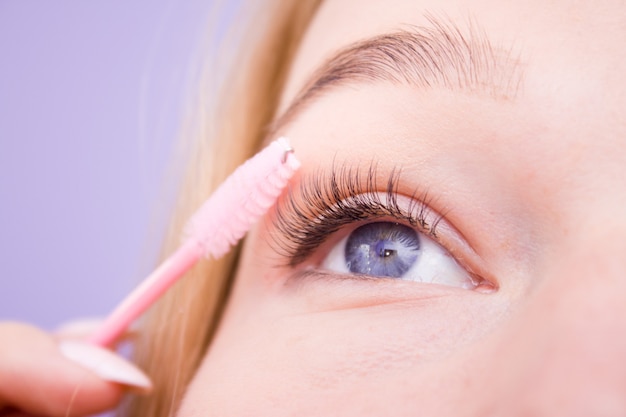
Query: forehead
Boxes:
[
  {"xmin": 271, "ymin": 0, "xmax": 626, "ymax": 243},
  {"xmin": 281, "ymin": 0, "xmax": 626, "ymax": 115},
  {"xmin": 277, "ymin": 0, "xmax": 626, "ymax": 201}
]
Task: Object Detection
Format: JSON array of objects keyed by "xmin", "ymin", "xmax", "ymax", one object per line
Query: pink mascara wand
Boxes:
[{"xmin": 88, "ymin": 138, "xmax": 300, "ymax": 347}]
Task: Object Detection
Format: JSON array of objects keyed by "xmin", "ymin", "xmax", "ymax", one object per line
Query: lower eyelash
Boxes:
[{"xmin": 270, "ymin": 161, "xmax": 445, "ymax": 267}]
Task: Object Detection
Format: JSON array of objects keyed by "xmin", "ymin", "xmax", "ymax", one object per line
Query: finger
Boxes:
[
  {"xmin": 0, "ymin": 322, "xmax": 151, "ymax": 417},
  {"xmin": 54, "ymin": 318, "xmax": 138, "ymax": 343},
  {"xmin": 53, "ymin": 318, "xmax": 104, "ymax": 340}
]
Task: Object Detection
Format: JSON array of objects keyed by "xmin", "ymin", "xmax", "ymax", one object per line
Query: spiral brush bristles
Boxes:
[{"xmin": 184, "ymin": 137, "xmax": 300, "ymax": 259}]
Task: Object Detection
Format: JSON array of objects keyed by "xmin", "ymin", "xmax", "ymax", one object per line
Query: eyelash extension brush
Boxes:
[{"xmin": 88, "ymin": 138, "xmax": 300, "ymax": 347}]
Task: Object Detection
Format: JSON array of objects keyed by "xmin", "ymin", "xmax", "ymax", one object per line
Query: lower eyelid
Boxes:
[{"xmin": 282, "ymin": 269, "xmax": 488, "ymax": 312}]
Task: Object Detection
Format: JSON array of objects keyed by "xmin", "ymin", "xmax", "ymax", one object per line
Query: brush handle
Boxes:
[
  {"xmin": 88, "ymin": 138, "xmax": 299, "ymax": 347},
  {"xmin": 87, "ymin": 241, "xmax": 201, "ymax": 347}
]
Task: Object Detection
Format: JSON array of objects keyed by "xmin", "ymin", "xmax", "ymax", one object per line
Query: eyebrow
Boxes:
[{"xmin": 270, "ymin": 15, "xmax": 523, "ymax": 135}]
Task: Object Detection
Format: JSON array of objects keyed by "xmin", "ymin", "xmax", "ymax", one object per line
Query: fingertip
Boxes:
[{"xmin": 0, "ymin": 322, "xmax": 149, "ymax": 417}]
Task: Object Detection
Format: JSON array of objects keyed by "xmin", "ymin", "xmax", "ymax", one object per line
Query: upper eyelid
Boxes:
[{"xmin": 269, "ymin": 161, "xmax": 447, "ymax": 267}]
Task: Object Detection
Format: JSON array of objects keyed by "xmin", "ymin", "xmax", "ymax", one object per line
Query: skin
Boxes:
[
  {"xmin": 180, "ymin": 0, "xmax": 626, "ymax": 416},
  {"xmin": 0, "ymin": 322, "xmax": 133, "ymax": 417}
]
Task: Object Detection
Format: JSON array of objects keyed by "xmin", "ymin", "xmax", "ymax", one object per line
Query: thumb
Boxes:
[{"xmin": 0, "ymin": 322, "xmax": 151, "ymax": 417}]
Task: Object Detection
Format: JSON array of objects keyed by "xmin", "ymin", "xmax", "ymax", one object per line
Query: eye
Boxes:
[
  {"xmin": 321, "ymin": 221, "xmax": 477, "ymax": 289},
  {"xmin": 271, "ymin": 163, "xmax": 492, "ymax": 291}
]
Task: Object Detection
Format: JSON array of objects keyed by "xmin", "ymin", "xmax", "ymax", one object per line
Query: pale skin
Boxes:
[
  {"xmin": 0, "ymin": 321, "xmax": 148, "ymax": 416},
  {"xmin": 179, "ymin": 0, "xmax": 626, "ymax": 416},
  {"xmin": 2, "ymin": 0, "xmax": 625, "ymax": 416}
]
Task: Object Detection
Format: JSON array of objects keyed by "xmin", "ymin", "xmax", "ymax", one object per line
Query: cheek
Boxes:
[
  {"xmin": 178, "ymin": 312, "xmax": 495, "ymax": 417},
  {"xmin": 177, "ymin": 262, "xmax": 507, "ymax": 416}
]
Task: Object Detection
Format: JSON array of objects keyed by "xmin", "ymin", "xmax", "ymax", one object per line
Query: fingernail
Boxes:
[{"xmin": 58, "ymin": 341, "xmax": 152, "ymax": 393}]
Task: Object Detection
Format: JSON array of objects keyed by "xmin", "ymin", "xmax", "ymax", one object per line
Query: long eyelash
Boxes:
[{"xmin": 270, "ymin": 161, "xmax": 445, "ymax": 267}]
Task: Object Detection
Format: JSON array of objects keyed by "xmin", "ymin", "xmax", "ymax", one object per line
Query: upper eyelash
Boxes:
[{"xmin": 270, "ymin": 161, "xmax": 446, "ymax": 267}]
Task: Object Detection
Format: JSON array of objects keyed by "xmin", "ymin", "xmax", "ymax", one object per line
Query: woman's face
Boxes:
[{"xmin": 179, "ymin": 0, "xmax": 626, "ymax": 415}]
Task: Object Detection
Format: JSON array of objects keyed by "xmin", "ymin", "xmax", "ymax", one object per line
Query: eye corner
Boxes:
[{"xmin": 468, "ymin": 271, "xmax": 499, "ymax": 294}]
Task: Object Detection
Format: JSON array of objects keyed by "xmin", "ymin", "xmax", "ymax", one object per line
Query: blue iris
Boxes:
[{"xmin": 344, "ymin": 222, "xmax": 420, "ymax": 278}]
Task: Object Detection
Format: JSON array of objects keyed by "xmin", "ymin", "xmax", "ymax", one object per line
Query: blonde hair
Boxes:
[{"xmin": 122, "ymin": 1, "xmax": 322, "ymax": 415}]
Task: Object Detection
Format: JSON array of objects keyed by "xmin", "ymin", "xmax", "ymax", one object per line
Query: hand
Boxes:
[{"xmin": 0, "ymin": 321, "xmax": 151, "ymax": 417}]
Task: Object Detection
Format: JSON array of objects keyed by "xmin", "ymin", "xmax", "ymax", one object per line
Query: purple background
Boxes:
[{"xmin": 0, "ymin": 1, "xmax": 236, "ymax": 330}]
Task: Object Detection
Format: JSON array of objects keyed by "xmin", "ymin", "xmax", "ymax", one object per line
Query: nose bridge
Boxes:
[{"xmin": 492, "ymin": 224, "xmax": 626, "ymax": 415}]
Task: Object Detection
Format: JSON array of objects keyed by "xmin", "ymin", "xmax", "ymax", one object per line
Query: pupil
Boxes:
[
  {"xmin": 375, "ymin": 241, "xmax": 396, "ymax": 258},
  {"xmin": 345, "ymin": 222, "xmax": 420, "ymax": 278}
]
